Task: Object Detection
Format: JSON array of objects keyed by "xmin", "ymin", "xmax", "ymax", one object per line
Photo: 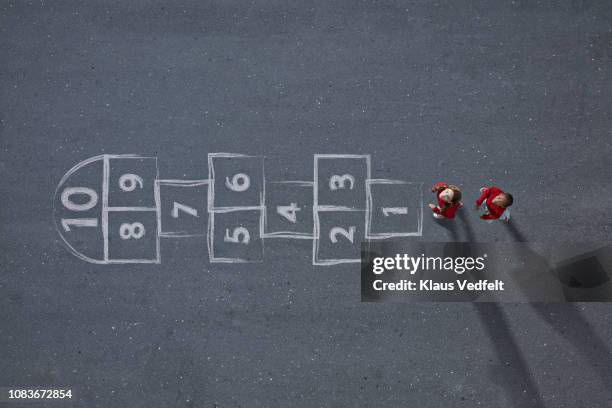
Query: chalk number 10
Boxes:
[
  {"xmin": 60, "ymin": 174, "xmax": 146, "ymax": 239},
  {"xmin": 60, "ymin": 187, "xmax": 99, "ymax": 231}
]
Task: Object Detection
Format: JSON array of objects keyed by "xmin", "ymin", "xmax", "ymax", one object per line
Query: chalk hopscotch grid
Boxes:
[
  {"xmin": 52, "ymin": 154, "xmax": 108, "ymax": 264},
  {"xmin": 312, "ymin": 154, "xmax": 371, "ymax": 266},
  {"xmin": 103, "ymin": 154, "xmax": 160, "ymax": 264},
  {"xmin": 207, "ymin": 153, "xmax": 266, "ymax": 263},
  {"xmin": 156, "ymin": 179, "xmax": 209, "ymax": 238},
  {"xmin": 54, "ymin": 153, "xmax": 423, "ymax": 266},
  {"xmin": 365, "ymin": 179, "xmax": 423, "ymax": 239},
  {"xmin": 261, "ymin": 181, "xmax": 314, "ymax": 240}
]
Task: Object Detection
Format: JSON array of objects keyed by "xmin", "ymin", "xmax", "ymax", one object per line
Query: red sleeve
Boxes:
[
  {"xmin": 488, "ymin": 186, "xmax": 503, "ymax": 198},
  {"xmin": 432, "ymin": 182, "xmax": 447, "ymax": 192},
  {"xmin": 476, "ymin": 186, "xmax": 504, "ymax": 206},
  {"xmin": 475, "ymin": 188, "xmax": 490, "ymax": 206},
  {"xmin": 481, "ymin": 205, "xmax": 505, "ymax": 220},
  {"xmin": 432, "ymin": 206, "xmax": 441, "ymax": 214},
  {"xmin": 442, "ymin": 203, "xmax": 459, "ymax": 219}
]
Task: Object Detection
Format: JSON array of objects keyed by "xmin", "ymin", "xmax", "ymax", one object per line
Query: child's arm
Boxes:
[
  {"xmin": 475, "ymin": 187, "xmax": 490, "ymax": 206},
  {"xmin": 480, "ymin": 205, "xmax": 504, "ymax": 220},
  {"xmin": 431, "ymin": 182, "xmax": 447, "ymax": 192}
]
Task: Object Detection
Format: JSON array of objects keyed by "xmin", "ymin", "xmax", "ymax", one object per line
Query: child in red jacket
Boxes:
[
  {"xmin": 475, "ymin": 186, "xmax": 513, "ymax": 222},
  {"xmin": 429, "ymin": 182, "xmax": 462, "ymax": 219}
]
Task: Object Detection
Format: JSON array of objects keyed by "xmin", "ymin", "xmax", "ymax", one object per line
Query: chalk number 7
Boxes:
[{"xmin": 171, "ymin": 202, "xmax": 198, "ymax": 218}]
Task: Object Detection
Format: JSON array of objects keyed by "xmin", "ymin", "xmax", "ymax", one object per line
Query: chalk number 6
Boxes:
[{"xmin": 329, "ymin": 174, "xmax": 355, "ymax": 191}]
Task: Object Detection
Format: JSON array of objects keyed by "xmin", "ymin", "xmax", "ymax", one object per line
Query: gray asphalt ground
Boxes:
[{"xmin": 1, "ymin": 1, "xmax": 611, "ymax": 407}]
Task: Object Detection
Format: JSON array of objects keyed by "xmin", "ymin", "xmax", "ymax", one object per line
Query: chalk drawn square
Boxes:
[
  {"xmin": 263, "ymin": 181, "xmax": 313, "ymax": 239},
  {"xmin": 107, "ymin": 156, "xmax": 158, "ymax": 208},
  {"xmin": 314, "ymin": 155, "xmax": 370, "ymax": 210},
  {"xmin": 208, "ymin": 154, "xmax": 264, "ymax": 211},
  {"xmin": 208, "ymin": 209, "xmax": 264, "ymax": 263},
  {"xmin": 53, "ymin": 156, "xmax": 105, "ymax": 263},
  {"xmin": 156, "ymin": 180, "xmax": 207, "ymax": 237},
  {"xmin": 366, "ymin": 180, "xmax": 423, "ymax": 238},
  {"xmin": 313, "ymin": 210, "xmax": 366, "ymax": 265},
  {"xmin": 107, "ymin": 210, "xmax": 159, "ymax": 263}
]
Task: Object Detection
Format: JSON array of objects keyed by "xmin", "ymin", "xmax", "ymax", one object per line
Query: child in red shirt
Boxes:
[
  {"xmin": 429, "ymin": 182, "xmax": 462, "ymax": 219},
  {"xmin": 475, "ymin": 186, "xmax": 513, "ymax": 222}
]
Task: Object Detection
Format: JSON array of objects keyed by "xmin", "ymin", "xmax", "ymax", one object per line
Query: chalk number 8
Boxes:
[{"xmin": 119, "ymin": 222, "xmax": 145, "ymax": 240}]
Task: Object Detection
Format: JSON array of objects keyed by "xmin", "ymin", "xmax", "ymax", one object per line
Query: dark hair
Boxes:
[{"xmin": 504, "ymin": 193, "xmax": 514, "ymax": 207}]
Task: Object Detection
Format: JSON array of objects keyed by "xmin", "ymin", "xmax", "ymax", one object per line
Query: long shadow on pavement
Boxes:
[
  {"xmin": 505, "ymin": 220, "xmax": 612, "ymax": 391},
  {"xmin": 433, "ymin": 216, "xmax": 459, "ymax": 242},
  {"xmin": 458, "ymin": 211, "xmax": 546, "ymax": 407}
]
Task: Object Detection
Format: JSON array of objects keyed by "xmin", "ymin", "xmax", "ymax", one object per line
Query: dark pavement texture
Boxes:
[{"xmin": 1, "ymin": 1, "xmax": 611, "ymax": 407}]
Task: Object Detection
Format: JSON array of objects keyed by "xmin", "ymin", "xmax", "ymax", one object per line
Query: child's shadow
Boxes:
[
  {"xmin": 473, "ymin": 302, "xmax": 546, "ymax": 407},
  {"xmin": 505, "ymin": 221, "xmax": 527, "ymax": 243},
  {"xmin": 457, "ymin": 210, "xmax": 545, "ymax": 406},
  {"xmin": 454, "ymin": 214, "xmax": 612, "ymax": 399},
  {"xmin": 433, "ymin": 217, "xmax": 459, "ymax": 242},
  {"xmin": 505, "ymin": 220, "xmax": 612, "ymax": 388},
  {"xmin": 457, "ymin": 209, "xmax": 476, "ymax": 242}
]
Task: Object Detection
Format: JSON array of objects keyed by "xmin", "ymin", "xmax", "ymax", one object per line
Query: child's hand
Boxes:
[
  {"xmin": 431, "ymin": 183, "xmax": 445, "ymax": 192},
  {"xmin": 480, "ymin": 187, "xmax": 487, "ymax": 193},
  {"xmin": 428, "ymin": 203, "xmax": 437, "ymax": 210}
]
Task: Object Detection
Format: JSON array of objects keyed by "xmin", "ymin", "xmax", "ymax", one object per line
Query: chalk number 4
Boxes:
[{"xmin": 277, "ymin": 202, "xmax": 300, "ymax": 223}]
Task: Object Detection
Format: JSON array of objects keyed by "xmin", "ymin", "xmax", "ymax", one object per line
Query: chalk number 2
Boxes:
[{"xmin": 328, "ymin": 174, "xmax": 356, "ymax": 244}]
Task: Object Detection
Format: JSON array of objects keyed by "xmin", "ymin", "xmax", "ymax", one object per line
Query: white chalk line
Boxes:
[
  {"xmin": 55, "ymin": 153, "xmax": 423, "ymax": 266},
  {"xmin": 365, "ymin": 179, "xmax": 423, "ymax": 240}
]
